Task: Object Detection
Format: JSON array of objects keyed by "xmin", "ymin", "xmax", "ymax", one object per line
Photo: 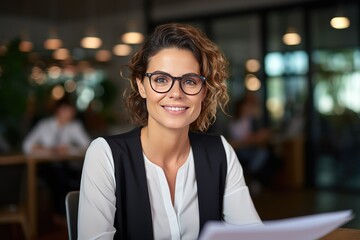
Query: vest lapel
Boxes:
[
  {"xmin": 107, "ymin": 128, "xmax": 154, "ymax": 240},
  {"xmin": 190, "ymin": 132, "xmax": 227, "ymax": 232}
]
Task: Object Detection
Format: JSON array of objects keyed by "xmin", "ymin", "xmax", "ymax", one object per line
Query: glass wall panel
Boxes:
[
  {"xmin": 267, "ymin": 9, "xmax": 305, "ymax": 52},
  {"xmin": 265, "ymin": 9, "xmax": 308, "ymax": 131},
  {"xmin": 212, "ymin": 15, "xmax": 261, "ymax": 99},
  {"xmin": 311, "ymin": 3, "xmax": 360, "ymax": 190},
  {"xmin": 211, "ymin": 15, "xmax": 262, "ymax": 135}
]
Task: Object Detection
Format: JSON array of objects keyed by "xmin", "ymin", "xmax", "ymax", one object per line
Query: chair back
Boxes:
[
  {"xmin": 65, "ymin": 190, "xmax": 79, "ymax": 240},
  {"xmin": 0, "ymin": 155, "xmax": 26, "ymax": 206},
  {"xmin": 0, "ymin": 155, "xmax": 28, "ymax": 239}
]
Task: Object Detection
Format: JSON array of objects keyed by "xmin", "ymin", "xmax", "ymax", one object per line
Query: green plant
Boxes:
[{"xmin": 0, "ymin": 38, "xmax": 30, "ymax": 151}]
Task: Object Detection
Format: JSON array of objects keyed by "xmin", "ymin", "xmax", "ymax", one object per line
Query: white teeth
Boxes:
[{"xmin": 164, "ymin": 106, "xmax": 186, "ymax": 111}]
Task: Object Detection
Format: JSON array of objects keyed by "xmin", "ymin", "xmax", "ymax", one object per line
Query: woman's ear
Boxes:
[{"xmin": 136, "ymin": 78, "xmax": 146, "ymax": 98}]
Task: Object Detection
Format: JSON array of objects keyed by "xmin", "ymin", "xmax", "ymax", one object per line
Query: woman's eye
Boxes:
[
  {"xmin": 183, "ymin": 78, "xmax": 198, "ymax": 86},
  {"xmin": 155, "ymin": 76, "xmax": 168, "ymax": 83}
]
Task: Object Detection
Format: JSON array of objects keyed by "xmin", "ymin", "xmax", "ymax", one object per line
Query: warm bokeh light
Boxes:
[
  {"xmin": 0, "ymin": 45, "xmax": 7, "ymax": 56},
  {"xmin": 48, "ymin": 66, "xmax": 62, "ymax": 79},
  {"xmin": 64, "ymin": 79, "xmax": 77, "ymax": 93},
  {"xmin": 266, "ymin": 97, "xmax": 284, "ymax": 119},
  {"xmin": 95, "ymin": 50, "xmax": 112, "ymax": 62},
  {"xmin": 52, "ymin": 85, "xmax": 65, "ymax": 100},
  {"xmin": 121, "ymin": 32, "xmax": 144, "ymax": 44},
  {"xmin": 330, "ymin": 16, "xmax": 350, "ymax": 29},
  {"xmin": 44, "ymin": 27, "xmax": 63, "ymax": 50},
  {"xmin": 245, "ymin": 74, "xmax": 261, "ymax": 91},
  {"xmin": 81, "ymin": 36, "xmax": 102, "ymax": 49},
  {"xmin": 19, "ymin": 40, "xmax": 33, "ymax": 52},
  {"xmin": 77, "ymin": 60, "xmax": 92, "ymax": 72},
  {"xmin": 44, "ymin": 38, "xmax": 63, "ymax": 50},
  {"xmin": 30, "ymin": 67, "xmax": 46, "ymax": 85},
  {"xmin": 53, "ymin": 48, "xmax": 70, "ymax": 60},
  {"xmin": 245, "ymin": 59, "xmax": 261, "ymax": 73},
  {"xmin": 283, "ymin": 32, "xmax": 301, "ymax": 45},
  {"xmin": 282, "ymin": 28, "xmax": 302, "ymax": 45},
  {"xmin": 113, "ymin": 43, "xmax": 132, "ymax": 56},
  {"xmin": 63, "ymin": 65, "xmax": 76, "ymax": 78}
]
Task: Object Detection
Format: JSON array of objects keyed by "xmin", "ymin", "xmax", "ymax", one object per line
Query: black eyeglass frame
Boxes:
[{"xmin": 145, "ymin": 71, "xmax": 207, "ymax": 96}]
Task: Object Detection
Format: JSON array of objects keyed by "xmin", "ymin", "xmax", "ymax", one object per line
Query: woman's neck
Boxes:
[{"xmin": 140, "ymin": 126, "xmax": 190, "ymax": 168}]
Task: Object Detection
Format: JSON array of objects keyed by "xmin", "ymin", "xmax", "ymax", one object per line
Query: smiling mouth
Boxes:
[{"xmin": 163, "ymin": 106, "xmax": 188, "ymax": 111}]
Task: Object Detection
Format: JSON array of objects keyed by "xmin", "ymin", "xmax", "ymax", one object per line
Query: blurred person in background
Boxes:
[
  {"xmin": 22, "ymin": 97, "xmax": 91, "ymax": 223},
  {"xmin": 228, "ymin": 92, "xmax": 280, "ymax": 193},
  {"xmin": 23, "ymin": 98, "xmax": 90, "ymax": 155}
]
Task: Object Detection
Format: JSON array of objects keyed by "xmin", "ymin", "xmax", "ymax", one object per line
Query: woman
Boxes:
[{"xmin": 78, "ymin": 23, "xmax": 261, "ymax": 240}]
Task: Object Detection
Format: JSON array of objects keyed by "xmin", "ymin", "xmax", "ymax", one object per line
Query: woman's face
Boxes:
[{"xmin": 137, "ymin": 48, "xmax": 206, "ymax": 131}]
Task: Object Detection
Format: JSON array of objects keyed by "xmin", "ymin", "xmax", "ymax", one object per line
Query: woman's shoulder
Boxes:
[
  {"xmin": 86, "ymin": 128, "xmax": 139, "ymax": 151},
  {"xmin": 105, "ymin": 127, "xmax": 140, "ymax": 139}
]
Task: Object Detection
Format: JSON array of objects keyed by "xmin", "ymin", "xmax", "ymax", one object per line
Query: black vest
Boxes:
[{"xmin": 104, "ymin": 127, "xmax": 227, "ymax": 240}]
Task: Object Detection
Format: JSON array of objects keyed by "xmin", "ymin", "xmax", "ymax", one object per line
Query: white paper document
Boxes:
[{"xmin": 199, "ymin": 210, "xmax": 353, "ymax": 240}]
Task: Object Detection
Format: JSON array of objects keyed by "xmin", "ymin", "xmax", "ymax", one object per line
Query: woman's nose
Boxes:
[{"xmin": 168, "ymin": 80, "xmax": 183, "ymax": 98}]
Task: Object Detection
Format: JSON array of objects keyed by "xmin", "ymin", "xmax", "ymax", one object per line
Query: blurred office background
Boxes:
[{"xmin": 1, "ymin": 0, "xmax": 360, "ymax": 238}]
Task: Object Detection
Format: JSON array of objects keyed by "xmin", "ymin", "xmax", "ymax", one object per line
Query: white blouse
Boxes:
[{"xmin": 78, "ymin": 135, "xmax": 261, "ymax": 240}]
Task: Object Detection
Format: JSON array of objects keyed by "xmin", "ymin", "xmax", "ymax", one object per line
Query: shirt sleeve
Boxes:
[
  {"xmin": 78, "ymin": 137, "xmax": 117, "ymax": 240},
  {"xmin": 22, "ymin": 120, "xmax": 48, "ymax": 154},
  {"xmin": 68, "ymin": 121, "xmax": 91, "ymax": 154},
  {"xmin": 220, "ymin": 136, "xmax": 262, "ymax": 225}
]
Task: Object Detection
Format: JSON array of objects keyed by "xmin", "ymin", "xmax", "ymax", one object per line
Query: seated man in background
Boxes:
[
  {"xmin": 228, "ymin": 92, "xmax": 280, "ymax": 193},
  {"xmin": 22, "ymin": 97, "xmax": 91, "ymax": 224},
  {"xmin": 23, "ymin": 98, "xmax": 90, "ymax": 155}
]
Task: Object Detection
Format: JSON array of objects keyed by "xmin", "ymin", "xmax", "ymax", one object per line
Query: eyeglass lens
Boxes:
[{"xmin": 149, "ymin": 72, "xmax": 204, "ymax": 95}]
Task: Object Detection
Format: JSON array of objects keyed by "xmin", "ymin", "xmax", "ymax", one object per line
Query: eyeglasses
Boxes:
[{"xmin": 145, "ymin": 71, "xmax": 206, "ymax": 96}]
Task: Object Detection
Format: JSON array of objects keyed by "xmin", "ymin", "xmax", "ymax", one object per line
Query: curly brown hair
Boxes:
[{"xmin": 123, "ymin": 22, "xmax": 229, "ymax": 132}]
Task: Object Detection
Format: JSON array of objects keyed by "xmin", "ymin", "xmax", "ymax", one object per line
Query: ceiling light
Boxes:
[
  {"xmin": 96, "ymin": 49, "xmax": 112, "ymax": 62},
  {"xmin": 330, "ymin": 6, "xmax": 351, "ymax": 30},
  {"xmin": 44, "ymin": 38, "xmax": 63, "ymax": 50},
  {"xmin": 44, "ymin": 27, "xmax": 63, "ymax": 50},
  {"xmin": 81, "ymin": 36, "xmax": 102, "ymax": 49},
  {"xmin": 19, "ymin": 40, "xmax": 33, "ymax": 52},
  {"xmin": 53, "ymin": 48, "xmax": 70, "ymax": 60},
  {"xmin": 113, "ymin": 43, "xmax": 132, "ymax": 56},
  {"xmin": 121, "ymin": 32, "xmax": 144, "ymax": 44},
  {"xmin": 330, "ymin": 16, "xmax": 350, "ymax": 29},
  {"xmin": 282, "ymin": 27, "xmax": 301, "ymax": 46},
  {"xmin": 81, "ymin": 28, "xmax": 102, "ymax": 49},
  {"xmin": 121, "ymin": 20, "xmax": 144, "ymax": 44}
]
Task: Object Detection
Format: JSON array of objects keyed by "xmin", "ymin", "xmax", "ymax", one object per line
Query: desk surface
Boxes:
[
  {"xmin": 26, "ymin": 152, "xmax": 84, "ymax": 163},
  {"xmin": 0, "ymin": 152, "xmax": 84, "ymax": 162},
  {"xmin": 321, "ymin": 228, "xmax": 360, "ymax": 239},
  {"xmin": 0, "ymin": 154, "xmax": 26, "ymax": 165}
]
